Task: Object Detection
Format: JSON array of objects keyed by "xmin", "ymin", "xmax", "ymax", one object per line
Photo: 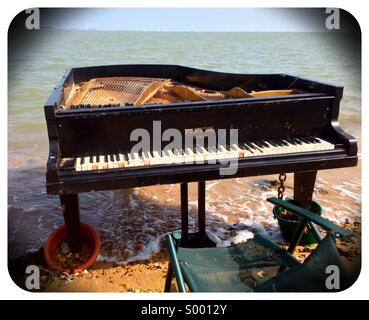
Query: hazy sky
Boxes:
[{"xmin": 41, "ymin": 8, "xmax": 339, "ymax": 32}]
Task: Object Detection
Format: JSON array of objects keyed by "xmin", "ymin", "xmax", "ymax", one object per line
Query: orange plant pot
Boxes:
[{"xmin": 44, "ymin": 223, "xmax": 100, "ymax": 273}]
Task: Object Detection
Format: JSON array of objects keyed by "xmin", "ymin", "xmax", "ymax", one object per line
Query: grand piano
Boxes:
[{"xmin": 44, "ymin": 64, "xmax": 358, "ymax": 250}]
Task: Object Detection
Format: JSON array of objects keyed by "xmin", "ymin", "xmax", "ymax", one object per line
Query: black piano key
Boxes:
[
  {"xmin": 245, "ymin": 144, "xmax": 254, "ymax": 152},
  {"xmin": 298, "ymin": 137, "xmax": 310, "ymax": 144},
  {"xmin": 246, "ymin": 142, "xmax": 255, "ymax": 149},
  {"xmin": 110, "ymin": 154, "xmax": 114, "ymax": 161},
  {"xmin": 274, "ymin": 139, "xmax": 284, "ymax": 146},
  {"xmin": 206, "ymin": 145, "xmax": 214, "ymax": 153},
  {"xmin": 258, "ymin": 140, "xmax": 269, "ymax": 148},
  {"xmin": 80, "ymin": 157, "xmax": 85, "ymax": 164},
  {"xmin": 285, "ymin": 137, "xmax": 297, "ymax": 145},
  {"xmin": 270, "ymin": 139, "xmax": 282, "ymax": 147},
  {"xmin": 104, "ymin": 154, "xmax": 108, "ymax": 162},
  {"xmin": 254, "ymin": 140, "xmax": 265, "ymax": 148},
  {"xmin": 267, "ymin": 140, "xmax": 278, "ymax": 147},
  {"xmin": 246, "ymin": 142, "xmax": 257, "ymax": 151},
  {"xmin": 163, "ymin": 150, "xmax": 170, "ymax": 157},
  {"xmin": 278, "ymin": 139, "xmax": 288, "ymax": 147},
  {"xmin": 307, "ymin": 136, "xmax": 319, "ymax": 143},
  {"xmin": 279, "ymin": 139, "xmax": 288, "ymax": 146},
  {"xmin": 241, "ymin": 143, "xmax": 254, "ymax": 153},
  {"xmin": 251, "ymin": 142, "xmax": 263, "ymax": 152},
  {"xmin": 301, "ymin": 137, "xmax": 313, "ymax": 144},
  {"xmin": 292, "ymin": 137, "xmax": 303, "ymax": 145}
]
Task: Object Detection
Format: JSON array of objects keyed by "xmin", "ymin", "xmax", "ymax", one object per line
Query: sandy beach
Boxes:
[{"xmin": 9, "ymin": 219, "xmax": 361, "ymax": 292}]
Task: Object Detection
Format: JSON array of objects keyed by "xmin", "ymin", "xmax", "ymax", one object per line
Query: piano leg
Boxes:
[
  {"xmin": 287, "ymin": 170, "xmax": 318, "ymax": 254},
  {"xmin": 198, "ymin": 181, "xmax": 206, "ymax": 236},
  {"xmin": 60, "ymin": 194, "xmax": 82, "ymax": 252},
  {"xmin": 293, "ymin": 171, "xmax": 317, "ymax": 209},
  {"xmin": 179, "ymin": 181, "xmax": 216, "ymax": 248},
  {"xmin": 180, "ymin": 183, "xmax": 189, "ymax": 241}
]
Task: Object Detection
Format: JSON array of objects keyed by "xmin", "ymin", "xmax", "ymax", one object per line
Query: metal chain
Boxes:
[{"xmin": 277, "ymin": 173, "xmax": 287, "ymax": 199}]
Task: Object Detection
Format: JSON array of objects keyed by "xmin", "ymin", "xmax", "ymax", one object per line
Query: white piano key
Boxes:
[
  {"xmin": 135, "ymin": 152, "xmax": 145, "ymax": 166},
  {"xmin": 166, "ymin": 149, "xmax": 176, "ymax": 164},
  {"xmin": 314, "ymin": 137, "xmax": 335, "ymax": 150},
  {"xmin": 274, "ymin": 140, "xmax": 289, "ymax": 154},
  {"xmin": 238, "ymin": 143, "xmax": 254, "ymax": 157},
  {"xmin": 97, "ymin": 155, "xmax": 106, "ymax": 170},
  {"xmin": 197, "ymin": 146, "xmax": 207, "ymax": 161},
  {"xmin": 91, "ymin": 156, "xmax": 98, "ymax": 170},
  {"xmin": 259, "ymin": 141, "xmax": 275, "ymax": 155},
  {"xmin": 205, "ymin": 146, "xmax": 217, "ymax": 161},
  {"xmin": 127, "ymin": 153, "xmax": 136, "ymax": 167},
  {"xmin": 247, "ymin": 142, "xmax": 263, "ymax": 155},
  {"xmin": 107, "ymin": 155, "xmax": 115, "ymax": 169},
  {"xmin": 143, "ymin": 150, "xmax": 154, "ymax": 166},
  {"xmin": 290, "ymin": 139, "xmax": 304, "ymax": 152},
  {"xmin": 184, "ymin": 147, "xmax": 195, "ymax": 163},
  {"xmin": 117, "ymin": 153, "xmax": 125, "ymax": 168},
  {"xmin": 75, "ymin": 157, "xmax": 82, "ymax": 171},
  {"xmin": 229, "ymin": 143, "xmax": 243, "ymax": 158},
  {"xmin": 172, "ymin": 148, "xmax": 184, "ymax": 164},
  {"xmin": 278, "ymin": 139, "xmax": 295, "ymax": 154},
  {"xmin": 151, "ymin": 150, "xmax": 162, "ymax": 165},
  {"xmin": 217, "ymin": 145, "xmax": 228, "ymax": 158},
  {"xmin": 277, "ymin": 140, "xmax": 291, "ymax": 154},
  {"xmin": 297, "ymin": 138, "xmax": 318, "ymax": 152},
  {"xmin": 263, "ymin": 141, "xmax": 277, "ymax": 153},
  {"xmin": 82, "ymin": 156, "xmax": 92, "ymax": 171},
  {"xmin": 282, "ymin": 139, "xmax": 299, "ymax": 153},
  {"xmin": 227, "ymin": 144, "xmax": 239, "ymax": 159},
  {"xmin": 110, "ymin": 155, "xmax": 118, "ymax": 168},
  {"xmin": 307, "ymin": 137, "xmax": 321, "ymax": 151},
  {"xmin": 161, "ymin": 149, "xmax": 172, "ymax": 165},
  {"xmin": 194, "ymin": 147, "xmax": 205, "ymax": 163}
]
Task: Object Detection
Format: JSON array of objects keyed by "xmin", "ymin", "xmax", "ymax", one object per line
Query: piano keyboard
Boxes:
[{"xmin": 63, "ymin": 136, "xmax": 335, "ymax": 172}]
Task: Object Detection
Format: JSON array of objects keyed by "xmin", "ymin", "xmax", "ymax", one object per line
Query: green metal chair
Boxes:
[{"xmin": 165, "ymin": 197, "xmax": 353, "ymax": 292}]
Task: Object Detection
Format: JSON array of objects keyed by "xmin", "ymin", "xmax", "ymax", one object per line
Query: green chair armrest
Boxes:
[
  {"xmin": 165, "ymin": 233, "xmax": 186, "ymax": 292},
  {"xmin": 267, "ymin": 197, "xmax": 353, "ymax": 238}
]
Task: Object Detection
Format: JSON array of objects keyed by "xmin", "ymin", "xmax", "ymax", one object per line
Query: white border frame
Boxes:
[{"xmin": 2, "ymin": 0, "xmax": 367, "ymax": 300}]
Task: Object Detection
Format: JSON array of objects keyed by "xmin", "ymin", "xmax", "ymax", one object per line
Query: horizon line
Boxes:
[{"xmin": 41, "ymin": 27, "xmax": 338, "ymax": 33}]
